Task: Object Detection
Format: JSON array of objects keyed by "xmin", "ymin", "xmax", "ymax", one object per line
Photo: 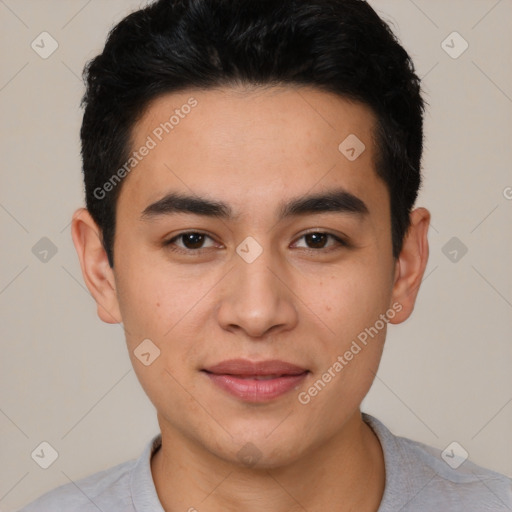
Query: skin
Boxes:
[{"xmin": 71, "ymin": 85, "xmax": 430, "ymax": 512}]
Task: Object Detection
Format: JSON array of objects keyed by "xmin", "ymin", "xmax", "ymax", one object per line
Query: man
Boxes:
[{"xmin": 19, "ymin": 0, "xmax": 512, "ymax": 510}]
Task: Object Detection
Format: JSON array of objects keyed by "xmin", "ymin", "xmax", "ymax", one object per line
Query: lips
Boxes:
[
  {"xmin": 204, "ymin": 358, "xmax": 307, "ymax": 376},
  {"xmin": 202, "ymin": 359, "xmax": 309, "ymax": 402}
]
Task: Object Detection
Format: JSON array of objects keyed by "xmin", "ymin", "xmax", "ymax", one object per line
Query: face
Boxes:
[{"xmin": 73, "ymin": 85, "xmax": 428, "ymax": 468}]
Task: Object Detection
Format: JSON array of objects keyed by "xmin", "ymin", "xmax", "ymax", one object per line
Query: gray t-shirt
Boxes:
[{"xmin": 18, "ymin": 413, "xmax": 512, "ymax": 511}]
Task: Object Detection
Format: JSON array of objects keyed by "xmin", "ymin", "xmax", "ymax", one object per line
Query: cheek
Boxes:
[
  {"xmin": 114, "ymin": 255, "xmax": 218, "ymax": 380},
  {"xmin": 314, "ymin": 259, "xmax": 393, "ymax": 337},
  {"xmin": 114, "ymin": 249, "xmax": 188, "ymax": 338},
  {"xmin": 314, "ymin": 259, "xmax": 393, "ymax": 401}
]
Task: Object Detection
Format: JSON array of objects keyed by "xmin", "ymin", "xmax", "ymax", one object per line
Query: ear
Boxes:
[
  {"xmin": 388, "ymin": 207, "xmax": 430, "ymax": 324},
  {"xmin": 71, "ymin": 208, "xmax": 122, "ymax": 324}
]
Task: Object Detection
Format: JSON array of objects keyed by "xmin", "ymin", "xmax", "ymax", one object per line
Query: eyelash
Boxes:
[{"xmin": 162, "ymin": 231, "xmax": 349, "ymax": 255}]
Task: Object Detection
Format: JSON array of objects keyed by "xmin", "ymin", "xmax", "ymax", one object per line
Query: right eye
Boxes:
[{"xmin": 163, "ymin": 231, "xmax": 219, "ymax": 254}]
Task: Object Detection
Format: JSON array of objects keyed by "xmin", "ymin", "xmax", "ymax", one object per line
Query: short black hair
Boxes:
[{"xmin": 80, "ymin": 0, "xmax": 426, "ymax": 267}]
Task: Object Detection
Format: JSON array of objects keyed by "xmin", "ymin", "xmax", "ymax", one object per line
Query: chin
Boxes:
[{"xmin": 213, "ymin": 430, "xmax": 307, "ymax": 470}]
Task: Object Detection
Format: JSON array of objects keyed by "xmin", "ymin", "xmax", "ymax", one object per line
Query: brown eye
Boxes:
[
  {"xmin": 293, "ymin": 232, "xmax": 348, "ymax": 251},
  {"xmin": 304, "ymin": 233, "xmax": 328, "ymax": 249},
  {"xmin": 164, "ymin": 232, "xmax": 217, "ymax": 253},
  {"xmin": 179, "ymin": 233, "xmax": 207, "ymax": 249}
]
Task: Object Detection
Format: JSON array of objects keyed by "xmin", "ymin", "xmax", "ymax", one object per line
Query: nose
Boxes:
[{"xmin": 215, "ymin": 245, "xmax": 299, "ymax": 339}]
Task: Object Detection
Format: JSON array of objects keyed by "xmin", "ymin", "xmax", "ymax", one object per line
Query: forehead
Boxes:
[{"xmin": 119, "ymin": 85, "xmax": 385, "ymax": 219}]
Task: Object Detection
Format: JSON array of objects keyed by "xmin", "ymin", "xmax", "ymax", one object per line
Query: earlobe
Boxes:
[
  {"xmin": 70, "ymin": 208, "xmax": 122, "ymax": 324},
  {"xmin": 389, "ymin": 207, "xmax": 430, "ymax": 324}
]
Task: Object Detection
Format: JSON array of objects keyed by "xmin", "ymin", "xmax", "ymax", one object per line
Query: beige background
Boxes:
[{"xmin": 1, "ymin": 0, "xmax": 511, "ymax": 510}]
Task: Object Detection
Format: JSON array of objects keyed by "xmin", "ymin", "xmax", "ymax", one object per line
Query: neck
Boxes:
[{"xmin": 151, "ymin": 411, "xmax": 385, "ymax": 512}]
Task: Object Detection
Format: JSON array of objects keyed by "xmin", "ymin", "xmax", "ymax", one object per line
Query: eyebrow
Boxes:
[{"xmin": 140, "ymin": 188, "xmax": 369, "ymax": 222}]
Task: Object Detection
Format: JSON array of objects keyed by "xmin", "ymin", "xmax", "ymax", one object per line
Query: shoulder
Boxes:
[
  {"xmin": 17, "ymin": 457, "xmax": 135, "ymax": 512},
  {"xmin": 363, "ymin": 413, "xmax": 512, "ymax": 511}
]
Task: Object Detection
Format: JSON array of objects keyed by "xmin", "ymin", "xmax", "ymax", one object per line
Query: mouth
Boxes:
[{"xmin": 202, "ymin": 359, "xmax": 309, "ymax": 402}]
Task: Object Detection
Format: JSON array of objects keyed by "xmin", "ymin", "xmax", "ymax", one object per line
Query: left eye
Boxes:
[{"xmin": 292, "ymin": 232, "xmax": 346, "ymax": 250}]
